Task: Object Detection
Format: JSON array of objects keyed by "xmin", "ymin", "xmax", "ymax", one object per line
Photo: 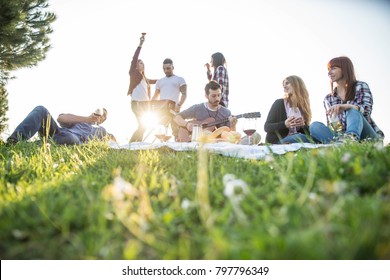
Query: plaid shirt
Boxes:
[
  {"xmin": 324, "ymin": 81, "xmax": 384, "ymax": 137},
  {"xmin": 207, "ymin": 65, "xmax": 229, "ymax": 107}
]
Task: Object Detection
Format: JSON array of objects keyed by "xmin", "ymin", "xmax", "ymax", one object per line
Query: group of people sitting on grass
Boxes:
[{"xmin": 5, "ymin": 43, "xmax": 384, "ymax": 146}]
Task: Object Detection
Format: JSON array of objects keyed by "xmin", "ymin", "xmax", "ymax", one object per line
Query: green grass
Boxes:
[{"xmin": 0, "ymin": 140, "xmax": 389, "ymax": 259}]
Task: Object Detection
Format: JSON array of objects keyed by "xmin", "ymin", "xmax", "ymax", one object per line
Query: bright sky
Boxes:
[{"xmin": 3, "ymin": 0, "xmax": 390, "ymax": 144}]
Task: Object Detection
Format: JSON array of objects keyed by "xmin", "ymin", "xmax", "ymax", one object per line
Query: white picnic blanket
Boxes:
[{"xmin": 109, "ymin": 141, "xmax": 330, "ymax": 160}]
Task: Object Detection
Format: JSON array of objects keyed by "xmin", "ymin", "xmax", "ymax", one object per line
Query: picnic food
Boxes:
[
  {"xmin": 221, "ymin": 131, "xmax": 242, "ymax": 143},
  {"xmin": 199, "ymin": 126, "xmax": 241, "ymax": 143},
  {"xmin": 209, "ymin": 126, "xmax": 231, "ymax": 139}
]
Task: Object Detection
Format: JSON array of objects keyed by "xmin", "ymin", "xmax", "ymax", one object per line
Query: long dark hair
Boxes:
[
  {"xmin": 211, "ymin": 52, "xmax": 226, "ymax": 68},
  {"xmin": 328, "ymin": 56, "xmax": 357, "ymax": 101}
]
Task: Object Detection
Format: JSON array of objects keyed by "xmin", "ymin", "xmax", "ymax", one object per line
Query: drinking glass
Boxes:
[
  {"xmin": 92, "ymin": 108, "xmax": 103, "ymax": 127},
  {"xmin": 243, "ymin": 118, "xmax": 257, "ymax": 145},
  {"xmin": 287, "ymin": 107, "xmax": 302, "ymax": 134},
  {"xmin": 154, "ymin": 125, "xmax": 171, "ymax": 143},
  {"xmin": 329, "ymin": 117, "xmax": 343, "ymax": 133},
  {"xmin": 324, "ymin": 101, "xmax": 343, "ymax": 132}
]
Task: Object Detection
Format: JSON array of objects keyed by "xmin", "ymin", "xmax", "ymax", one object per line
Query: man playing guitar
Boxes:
[{"xmin": 174, "ymin": 80, "xmax": 237, "ymax": 142}]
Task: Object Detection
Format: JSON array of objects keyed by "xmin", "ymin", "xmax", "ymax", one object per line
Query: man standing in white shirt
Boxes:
[{"xmin": 152, "ymin": 58, "xmax": 187, "ymax": 138}]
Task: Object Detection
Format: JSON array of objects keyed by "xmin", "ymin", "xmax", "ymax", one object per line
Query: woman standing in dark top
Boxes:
[
  {"xmin": 264, "ymin": 75, "xmax": 312, "ymax": 144},
  {"xmin": 127, "ymin": 34, "xmax": 157, "ymax": 142}
]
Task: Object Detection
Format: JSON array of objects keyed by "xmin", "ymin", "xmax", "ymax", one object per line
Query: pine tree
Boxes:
[
  {"xmin": 0, "ymin": 0, "xmax": 56, "ymax": 134},
  {"xmin": 0, "ymin": 82, "xmax": 8, "ymax": 134}
]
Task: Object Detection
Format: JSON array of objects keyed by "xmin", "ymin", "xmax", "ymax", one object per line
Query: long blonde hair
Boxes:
[{"xmin": 283, "ymin": 75, "xmax": 312, "ymax": 124}]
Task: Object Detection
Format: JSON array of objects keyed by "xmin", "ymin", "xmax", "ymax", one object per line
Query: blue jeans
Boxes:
[
  {"xmin": 279, "ymin": 133, "xmax": 312, "ymax": 144},
  {"xmin": 309, "ymin": 108, "xmax": 380, "ymax": 144},
  {"xmin": 8, "ymin": 106, "xmax": 81, "ymax": 144}
]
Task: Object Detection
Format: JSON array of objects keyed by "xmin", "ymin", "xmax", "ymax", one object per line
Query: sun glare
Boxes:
[{"xmin": 141, "ymin": 111, "xmax": 159, "ymax": 129}]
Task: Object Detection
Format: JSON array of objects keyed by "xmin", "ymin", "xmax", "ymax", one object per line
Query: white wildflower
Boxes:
[
  {"xmin": 308, "ymin": 192, "xmax": 318, "ymax": 201},
  {"xmin": 181, "ymin": 198, "xmax": 192, "ymax": 210},
  {"xmin": 223, "ymin": 174, "xmax": 249, "ymax": 225},
  {"xmin": 113, "ymin": 176, "xmax": 138, "ymax": 200},
  {"xmin": 333, "ymin": 181, "xmax": 347, "ymax": 194},
  {"xmin": 223, "ymin": 174, "xmax": 236, "ymax": 186},
  {"xmin": 12, "ymin": 229, "xmax": 27, "ymax": 240},
  {"xmin": 341, "ymin": 152, "xmax": 351, "ymax": 162},
  {"xmin": 105, "ymin": 212, "xmax": 115, "ymax": 220},
  {"xmin": 71, "ymin": 153, "xmax": 83, "ymax": 166},
  {"xmin": 320, "ymin": 180, "xmax": 348, "ymax": 195},
  {"xmin": 223, "ymin": 179, "xmax": 249, "ymax": 202},
  {"xmin": 318, "ymin": 149, "xmax": 327, "ymax": 157},
  {"xmin": 265, "ymin": 154, "xmax": 274, "ymax": 162},
  {"xmin": 53, "ymin": 163, "xmax": 59, "ymax": 169},
  {"xmin": 374, "ymin": 141, "xmax": 384, "ymax": 150}
]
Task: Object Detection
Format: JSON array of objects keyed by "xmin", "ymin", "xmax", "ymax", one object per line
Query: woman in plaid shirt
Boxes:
[
  {"xmin": 205, "ymin": 52, "xmax": 229, "ymax": 108},
  {"xmin": 310, "ymin": 56, "xmax": 384, "ymax": 143}
]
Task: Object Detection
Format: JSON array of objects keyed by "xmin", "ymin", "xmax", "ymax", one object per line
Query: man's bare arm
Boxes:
[
  {"xmin": 152, "ymin": 89, "xmax": 160, "ymax": 100},
  {"xmin": 57, "ymin": 113, "xmax": 98, "ymax": 126}
]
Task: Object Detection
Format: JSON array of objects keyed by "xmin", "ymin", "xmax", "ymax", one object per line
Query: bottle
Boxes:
[
  {"xmin": 191, "ymin": 124, "xmax": 202, "ymax": 142},
  {"xmin": 324, "ymin": 100, "xmax": 343, "ymax": 132}
]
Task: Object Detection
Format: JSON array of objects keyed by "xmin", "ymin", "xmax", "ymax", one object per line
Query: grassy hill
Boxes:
[{"xmin": 0, "ymin": 141, "xmax": 389, "ymax": 259}]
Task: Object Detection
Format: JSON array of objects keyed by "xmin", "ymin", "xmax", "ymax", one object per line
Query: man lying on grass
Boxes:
[{"xmin": 7, "ymin": 105, "xmax": 116, "ymax": 145}]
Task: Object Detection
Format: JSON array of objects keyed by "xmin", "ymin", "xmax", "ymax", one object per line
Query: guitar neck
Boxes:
[
  {"xmin": 202, "ymin": 112, "xmax": 261, "ymax": 128},
  {"xmin": 202, "ymin": 114, "xmax": 245, "ymax": 128}
]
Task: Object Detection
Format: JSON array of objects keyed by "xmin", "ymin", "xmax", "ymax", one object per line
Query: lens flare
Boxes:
[{"xmin": 141, "ymin": 111, "xmax": 159, "ymax": 129}]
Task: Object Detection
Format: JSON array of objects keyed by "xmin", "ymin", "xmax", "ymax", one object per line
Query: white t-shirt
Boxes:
[
  {"xmin": 131, "ymin": 78, "xmax": 149, "ymax": 101},
  {"xmin": 156, "ymin": 75, "xmax": 186, "ymax": 103}
]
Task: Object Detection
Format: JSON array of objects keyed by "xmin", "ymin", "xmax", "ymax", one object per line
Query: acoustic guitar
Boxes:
[{"xmin": 176, "ymin": 112, "xmax": 261, "ymax": 142}]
